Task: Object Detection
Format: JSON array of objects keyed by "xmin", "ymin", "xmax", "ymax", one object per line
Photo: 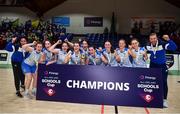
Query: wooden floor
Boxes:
[{"xmin": 0, "ymin": 68, "xmax": 180, "ymax": 114}]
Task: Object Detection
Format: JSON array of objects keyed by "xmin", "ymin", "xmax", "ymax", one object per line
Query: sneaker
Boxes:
[
  {"xmin": 24, "ymin": 93, "xmax": 33, "ymax": 99},
  {"xmin": 31, "ymin": 90, "xmax": 36, "ymax": 97},
  {"xmin": 31, "ymin": 88, "xmax": 37, "ymax": 97},
  {"xmin": 163, "ymin": 99, "xmax": 168, "ymax": 108},
  {"xmin": 16, "ymin": 91, "xmax": 23, "ymax": 98}
]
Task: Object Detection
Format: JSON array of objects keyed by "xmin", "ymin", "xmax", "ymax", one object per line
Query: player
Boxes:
[{"xmin": 21, "ymin": 41, "xmax": 43, "ymax": 99}]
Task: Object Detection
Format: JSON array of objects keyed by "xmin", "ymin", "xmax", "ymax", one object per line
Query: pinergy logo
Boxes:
[
  {"xmin": 139, "ymin": 75, "xmax": 145, "ymax": 80},
  {"xmin": 44, "ymin": 71, "xmax": 48, "ymax": 76},
  {"xmin": 44, "ymin": 71, "xmax": 59, "ymax": 76},
  {"xmin": 140, "ymin": 94, "xmax": 154, "ymax": 103},
  {"xmin": 139, "ymin": 75, "xmax": 156, "ymax": 80},
  {"xmin": 44, "ymin": 88, "xmax": 56, "ymax": 96}
]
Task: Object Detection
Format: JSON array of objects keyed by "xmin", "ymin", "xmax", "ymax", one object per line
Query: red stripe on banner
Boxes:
[
  {"xmin": 144, "ymin": 107, "xmax": 150, "ymax": 114},
  {"xmin": 101, "ymin": 105, "xmax": 104, "ymax": 114}
]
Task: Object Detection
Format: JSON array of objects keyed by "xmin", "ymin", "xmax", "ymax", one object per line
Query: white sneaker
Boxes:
[
  {"xmin": 31, "ymin": 90, "xmax": 36, "ymax": 97},
  {"xmin": 163, "ymin": 99, "xmax": 168, "ymax": 108},
  {"xmin": 31, "ymin": 88, "xmax": 37, "ymax": 97},
  {"xmin": 24, "ymin": 93, "xmax": 33, "ymax": 99}
]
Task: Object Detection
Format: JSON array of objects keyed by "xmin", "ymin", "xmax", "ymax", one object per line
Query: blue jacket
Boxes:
[
  {"xmin": 5, "ymin": 42, "xmax": 29, "ymax": 63},
  {"xmin": 146, "ymin": 39, "xmax": 177, "ymax": 65}
]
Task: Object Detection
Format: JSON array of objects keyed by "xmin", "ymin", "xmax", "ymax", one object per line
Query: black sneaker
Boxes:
[{"xmin": 16, "ymin": 91, "xmax": 23, "ymax": 98}]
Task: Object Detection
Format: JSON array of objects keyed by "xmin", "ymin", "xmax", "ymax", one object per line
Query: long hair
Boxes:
[{"xmin": 104, "ymin": 40, "xmax": 114, "ymax": 53}]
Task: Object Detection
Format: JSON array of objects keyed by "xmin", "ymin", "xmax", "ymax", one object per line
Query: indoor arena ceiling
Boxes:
[
  {"xmin": 23, "ymin": 0, "xmax": 179, "ymax": 17},
  {"xmin": 24, "ymin": 0, "xmax": 67, "ymax": 17},
  {"xmin": 165, "ymin": 0, "xmax": 180, "ymax": 8}
]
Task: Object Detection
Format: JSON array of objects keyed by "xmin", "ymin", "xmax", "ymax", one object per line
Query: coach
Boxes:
[
  {"xmin": 146, "ymin": 33, "xmax": 177, "ymax": 108},
  {"xmin": 6, "ymin": 36, "xmax": 28, "ymax": 98}
]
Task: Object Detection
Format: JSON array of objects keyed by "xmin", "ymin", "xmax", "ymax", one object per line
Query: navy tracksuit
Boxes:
[
  {"xmin": 146, "ymin": 39, "xmax": 177, "ymax": 99},
  {"xmin": 6, "ymin": 42, "xmax": 29, "ymax": 92}
]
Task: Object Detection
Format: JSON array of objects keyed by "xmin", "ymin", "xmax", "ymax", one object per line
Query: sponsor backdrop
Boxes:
[
  {"xmin": 84, "ymin": 17, "xmax": 103, "ymax": 27},
  {"xmin": 37, "ymin": 64, "xmax": 163, "ymax": 108}
]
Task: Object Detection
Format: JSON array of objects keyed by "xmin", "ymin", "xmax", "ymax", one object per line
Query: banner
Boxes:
[
  {"xmin": 32, "ymin": 19, "xmax": 40, "ymax": 28},
  {"xmin": 0, "ymin": 50, "xmax": 12, "ymax": 64},
  {"xmin": 52, "ymin": 17, "xmax": 70, "ymax": 26},
  {"xmin": 12, "ymin": 18, "xmax": 19, "ymax": 27},
  {"xmin": 0, "ymin": 52, "xmax": 8, "ymax": 61},
  {"xmin": 37, "ymin": 64, "xmax": 163, "ymax": 108},
  {"xmin": 84, "ymin": 17, "xmax": 103, "ymax": 27},
  {"xmin": 166, "ymin": 54, "xmax": 174, "ymax": 69}
]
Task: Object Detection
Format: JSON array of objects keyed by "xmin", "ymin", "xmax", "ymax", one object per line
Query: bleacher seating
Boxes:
[{"xmin": 86, "ymin": 33, "xmax": 149, "ymax": 49}]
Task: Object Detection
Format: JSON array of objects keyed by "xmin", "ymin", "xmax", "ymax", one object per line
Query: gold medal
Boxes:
[{"xmin": 151, "ymin": 41, "xmax": 158, "ymax": 59}]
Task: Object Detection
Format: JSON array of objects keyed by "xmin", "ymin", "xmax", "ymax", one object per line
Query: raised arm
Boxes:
[
  {"xmin": 49, "ymin": 40, "xmax": 62, "ymax": 54},
  {"xmin": 64, "ymin": 38, "xmax": 74, "ymax": 48},
  {"xmin": 114, "ymin": 50, "xmax": 121, "ymax": 63},
  {"xmin": 128, "ymin": 45, "xmax": 136, "ymax": 58},
  {"xmin": 163, "ymin": 35, "xmax": 177, "ymax": 51},
  {"xmin": 5, "ymin": 37, "xmax": 17, "ymax": 52},
  {"xmin": 142, "ymin": 49, "xmax": 148, "ymax": 60},
  {"xmin": 64, "ymin": 51, "xmax": 71, "ymax": 64},
  {"xmin": 101, "ymin": 52, "xmax": 108, "ymax": 65},
  {"xmin": 22, "ymin": 41, "xmax": 36, "ymax": 52}
]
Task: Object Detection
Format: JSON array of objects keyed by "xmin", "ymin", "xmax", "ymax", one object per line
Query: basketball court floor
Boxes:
[{"xmin": 0, "ymin": 68, "xmax": 180, "ymax": 114}]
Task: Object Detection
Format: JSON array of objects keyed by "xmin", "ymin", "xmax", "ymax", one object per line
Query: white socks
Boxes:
[
  {"xmin": 24, "ymin": 89, "xmax": 29, "ymax": 95},
  {"xmin": 163, "ymin": 99, "xmax": 168, "ymax": 108},
  {"xmin": 32, "ymin": 88, "xmax": 37, "ymax": 96}
]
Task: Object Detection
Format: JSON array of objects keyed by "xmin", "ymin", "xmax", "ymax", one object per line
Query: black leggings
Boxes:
[
  {"xmin": 150, "ymin": 62, "xmax": 168, "ymax": 99},
  {"xmin": 11, "ymin": 62, "xmax": 25, "ymax": 92}
]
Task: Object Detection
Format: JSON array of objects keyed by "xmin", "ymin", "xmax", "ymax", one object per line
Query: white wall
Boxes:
[
  {"xmin": 0, "ymin": 7, "xmax": 36, "ymax": 24},
  {"xmin": 45, "ymin": 0, "xmax": 180, "ymax": 34},
  {"xmin": 49, "ymin": 14, "xmax": 111, "ymax": 34},
  {"xmin": 115, "ymin": 0, "xmax": 180, "ymax": 33},
  {"xmin": 44, "ymin": 0, "xmax": 114, "ymax": 34}
]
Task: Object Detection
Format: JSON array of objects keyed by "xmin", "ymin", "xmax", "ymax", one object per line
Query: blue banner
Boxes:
[
  {"xmin": 52, "ymin": 17, "xmax": 70, "ymax": 26},
  {"xmin": 37, "ymin": 64, "xmax": 163, "ymax": 108}
]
